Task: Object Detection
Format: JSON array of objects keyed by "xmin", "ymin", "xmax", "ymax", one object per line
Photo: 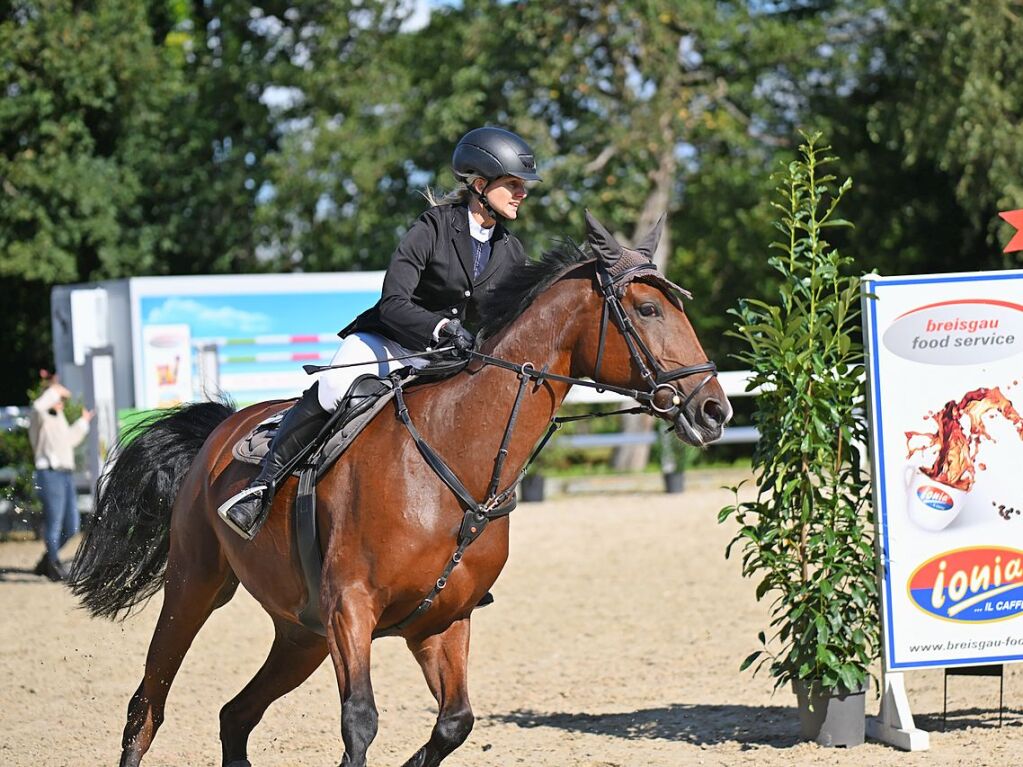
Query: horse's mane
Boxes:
[{"xmin": 476, "ymin": 239, "xmax": 590, "ymax": 339}]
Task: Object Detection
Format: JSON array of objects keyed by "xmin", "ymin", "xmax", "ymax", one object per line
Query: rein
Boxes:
[{"xmin": 374, "ymin": 264, "xmax": 719, "ymax": 636}]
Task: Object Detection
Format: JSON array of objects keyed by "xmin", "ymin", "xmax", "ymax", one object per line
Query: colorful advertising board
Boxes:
[
  {"xmin": 129, "ymin": 273, "xmax": 383, "ymax": 409},
  {"xmin": 864, "ymin": 269, "xmax": 1023, "ymax": 670}
]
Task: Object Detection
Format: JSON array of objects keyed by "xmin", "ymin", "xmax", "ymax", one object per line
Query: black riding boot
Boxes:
[{"xmin": 219, "ymin": 384, "xmax": 330, "ymax": 540}]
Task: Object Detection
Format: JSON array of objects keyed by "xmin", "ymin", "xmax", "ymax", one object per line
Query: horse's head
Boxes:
[{"xmin": 576, "ymin": 211, "xmax": 732, "ymax": 446}]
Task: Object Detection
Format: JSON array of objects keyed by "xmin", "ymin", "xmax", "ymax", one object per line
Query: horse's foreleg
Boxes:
[
  {"xmin": 219, "ymin": 617, "xmax": 328, "ymax": 766},
  {"xmin": 401, "ymin": 618, "xmax": 474, "ymax": 767},
  {"xmin": 325, "ymin": 599, "xmax": 379, "ymax": 767},
  {"xmin": 119, "ymin": 534, "xmax": 234, "ymax": 767}
]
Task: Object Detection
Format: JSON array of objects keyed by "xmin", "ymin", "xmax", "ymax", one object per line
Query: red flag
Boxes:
[{"xmin": 1000, "ymin": 209, "xmax": 1023, "ymax": 253}]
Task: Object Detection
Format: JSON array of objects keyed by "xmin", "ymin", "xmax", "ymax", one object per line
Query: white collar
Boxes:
[{"xmin": 468, "ymin": 210, "xmax": 495, "ymax": 242}]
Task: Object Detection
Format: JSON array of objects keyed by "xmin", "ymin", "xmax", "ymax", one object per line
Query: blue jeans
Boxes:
[{"xmin": 36, "ymin": 469, "xmax": 79, "ymax": 563}]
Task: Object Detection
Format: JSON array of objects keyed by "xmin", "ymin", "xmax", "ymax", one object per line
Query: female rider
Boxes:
[{"xmin": 221, "ymin": 126, "xmax": 541, "ymax": 540}]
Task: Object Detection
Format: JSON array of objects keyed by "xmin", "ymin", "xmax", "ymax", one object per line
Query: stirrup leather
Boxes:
[{"xmin": 217, "ymin": 483, "xmax": 269, "ymax": 540}]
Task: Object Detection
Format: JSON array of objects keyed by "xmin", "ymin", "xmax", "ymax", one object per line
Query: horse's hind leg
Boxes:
[
  {"xmin": 219, "ymin": 617, "xmax": 327, "ymax": 766},
  {"xmin": 401, "ymin": 618, "xmax": 474, "ymax": 767},
  {"xmin": 120, "ymin": 532, "xmax": 234, "ymax": 767}
]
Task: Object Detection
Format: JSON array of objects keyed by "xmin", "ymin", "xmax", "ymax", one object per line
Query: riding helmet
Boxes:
[{"xmin": 452, "ymin": 127, "xmax": 542, "ymax": 183}]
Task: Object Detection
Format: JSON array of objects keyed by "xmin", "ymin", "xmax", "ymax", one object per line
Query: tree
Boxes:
[
  {"xmin": 808, "ymin": 0, "xmax": 1023, "ymax": 276},
  {"xmin": 0, "ymin": 0, "xmax": 180, "ymax": 401},
  {"xmin": 259, "ymin": 0, "xmax": 841, "ymax": 466},
  {"xmin": 475, "ymin": 1, "xmax": 823, "ymax": 468},
  {"xmin": 254, "ymin": 0, "xmax": 420, "ymax": 271}
]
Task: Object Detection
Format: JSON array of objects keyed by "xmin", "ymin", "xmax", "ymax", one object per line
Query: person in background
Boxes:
[{"xmin": 29, "ymin": 372, "xmax": 93, "ymax": 581}]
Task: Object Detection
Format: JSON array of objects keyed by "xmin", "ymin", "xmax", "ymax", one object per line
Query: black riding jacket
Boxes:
[{"xmin": 340, "ymin": 203, "xmax": 526, "ymax": 350}]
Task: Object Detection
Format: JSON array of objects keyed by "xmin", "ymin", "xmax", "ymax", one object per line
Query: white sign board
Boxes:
[
  {"xmin": 69, "ymin": 288, "xmax": 108, "ymax": 365},
  {"xmin": 141, "ymin": 324, "xmax": 193, "ymax": 409},
  {"xmin": 864, "ymin": 270, "xmax": 1023, "ymax": 670}
]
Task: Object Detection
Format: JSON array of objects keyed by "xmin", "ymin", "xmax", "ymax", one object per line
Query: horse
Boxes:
[{"xmin": 69, "ymin": 211, "xmax": 732, "ymax": 767}]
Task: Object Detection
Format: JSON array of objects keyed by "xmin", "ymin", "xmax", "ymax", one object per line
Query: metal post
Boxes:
[
  {"xmin": 83, "ymin": 346, "xmax": 117, "ymax": 500},
  {"xmin": 196, "ymin": 343, "xmax": 221, "ymax": 401},
  {"xmin": 942, "ymin": 664, "xmax": 1004, "ymax": 731}
]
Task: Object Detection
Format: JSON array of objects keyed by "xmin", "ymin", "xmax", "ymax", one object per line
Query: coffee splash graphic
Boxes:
[{"xmin": 906, "ymin": 387, "xmax": 1023, "ymax": 491}]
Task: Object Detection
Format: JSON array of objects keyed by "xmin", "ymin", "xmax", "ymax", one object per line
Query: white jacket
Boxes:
[{"xmin": 29, "ymin": 388, "xmax": 89, "ymax": 471}]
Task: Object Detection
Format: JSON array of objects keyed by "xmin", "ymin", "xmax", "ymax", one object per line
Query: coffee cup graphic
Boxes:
[{"xmin": 903, "ymin": 464, "xmax": 967, "ymax": 531}]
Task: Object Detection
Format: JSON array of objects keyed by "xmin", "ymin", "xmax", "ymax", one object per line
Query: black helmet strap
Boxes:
[{"xmin": 468, "ymin": 180, "xmax": 502, "ymax": 221}]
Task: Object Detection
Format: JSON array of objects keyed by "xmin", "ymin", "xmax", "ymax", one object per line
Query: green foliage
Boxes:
[
  {"xmin": 720, "ymin": 133, "xmax": 878, "ymax": 693},
  {"xmin": 879, "ymin": 1, "xmax": 1023, "ymax": 223},
  {"xmin": 0, "ymin": 0, "xmax": 180, "ymax": 401},
  {"xmin": 0, "ymin": 425, "xmax": 40, "ymax": 520},
  {"xmin": 806, "ymin": 0, "xmax": 1023, "ymax": 276},
  {"xmin": 0, "ymin": 0, "xmax": 179, "ymax": 282}
]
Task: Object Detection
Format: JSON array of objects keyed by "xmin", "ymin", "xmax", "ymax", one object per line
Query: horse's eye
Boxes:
[{"xmin": 638, "ymin": 302, "xmax": 660, "ymax": 318}]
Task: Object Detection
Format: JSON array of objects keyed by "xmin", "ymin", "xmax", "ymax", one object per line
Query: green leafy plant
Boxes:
[
  {"xmin": 719, "ymin": 132, "xmax": 878, "ymax": 694},
  {"xmin": 0, "ymin": 421, "xmax": 41, "ymax": 527}
]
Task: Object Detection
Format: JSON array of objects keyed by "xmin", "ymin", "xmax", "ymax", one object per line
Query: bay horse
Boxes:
[{"xmin": 70, "ymin": 212, "xmax": 732, "ymax": 767}]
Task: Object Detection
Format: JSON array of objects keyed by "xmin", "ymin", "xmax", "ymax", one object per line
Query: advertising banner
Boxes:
[
  {"xmin": 129, "ymin": 273, "xmax": 383, "ymax": 408},
  {"xmin": 141, "ymin": 323, "xmax": 192, "ymax": 409},
  {"xmin": 864, "ymin": 270, "xmax": 1023, "ymax": 670}
]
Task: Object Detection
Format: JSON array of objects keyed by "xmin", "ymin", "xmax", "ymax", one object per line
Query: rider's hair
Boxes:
[{"xmin": 421, "ymin": 174, "xmax": 485, "ymax": 207}]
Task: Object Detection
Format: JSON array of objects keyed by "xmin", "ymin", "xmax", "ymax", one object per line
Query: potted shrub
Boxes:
[
  {"xmin": 719, "ymin": 132, "xmax": 878, "ymax": 747},
  {"xmin": 520, "ymin": 467, "xmax": 546, "ymax": 503},
  {"xmin": 658, "ymin": 427, "xmax": 690, "ymax": 494},
  {"xmin": 0, "ymin": 423, "xmax": 41, "ymax": 539}
]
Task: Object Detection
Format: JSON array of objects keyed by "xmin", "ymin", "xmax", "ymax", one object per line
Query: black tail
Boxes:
[{"xmin": 69, "ymin": 400, "xmax": 235, "ymax": 620}]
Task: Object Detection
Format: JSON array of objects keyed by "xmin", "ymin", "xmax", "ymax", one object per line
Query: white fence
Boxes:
[{"xmin": 559, "ymin": 370, "xmax": 760, "ymax": 448}]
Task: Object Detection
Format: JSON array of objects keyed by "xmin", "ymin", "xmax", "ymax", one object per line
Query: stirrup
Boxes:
[{"xmin": 217, "ymin": 484, "xmax": 268, "ymax": 541}]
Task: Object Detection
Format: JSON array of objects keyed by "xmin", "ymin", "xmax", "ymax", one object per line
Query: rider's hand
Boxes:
[{"xmin": 438, "ymin": 320, "xmax": 475, "ymax": 358}]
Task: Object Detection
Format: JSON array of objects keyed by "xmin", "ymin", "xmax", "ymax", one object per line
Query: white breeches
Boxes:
[{"xmin": 315, "ymin": 331, "xmax": 429, "ymax": 411}]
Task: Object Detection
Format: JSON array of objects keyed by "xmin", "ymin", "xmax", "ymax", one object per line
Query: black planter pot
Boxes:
[
  {"xmin": 663, "ymin": 470, "xmax": 685, "ymax": 494},
  {"xmin": 792, "ymin": 680, "xmax": 866, "ymax": 747},
  {"xmin": 520, "ymin": 473, "xmax": 546, "ymax": 503}
]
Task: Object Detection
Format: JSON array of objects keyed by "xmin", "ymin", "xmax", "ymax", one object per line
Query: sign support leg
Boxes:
[{"xmin": 866, "ymin": 671, "xmax": 930, "ymax": 750}]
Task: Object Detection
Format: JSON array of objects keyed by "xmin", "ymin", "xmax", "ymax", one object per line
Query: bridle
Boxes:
[
  {"xmin": 592, "ymin": 259, "xmax": 718, "ymax": 418},
  {"xmin": 470, "ymin": 257, "xmax": 719, "ymax": 424},
  {"xmin": 302, "ymin": 257, "xmax": 719, "ymax": 422}
]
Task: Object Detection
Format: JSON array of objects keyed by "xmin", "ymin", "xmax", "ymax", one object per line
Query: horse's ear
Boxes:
[
  {"xmin": 585, "ymin": 209, "xmax": 623, "ymax": 264},
  {"xmin": 634, "ymin": 213, "xmax": 666, "ymax": 260}
]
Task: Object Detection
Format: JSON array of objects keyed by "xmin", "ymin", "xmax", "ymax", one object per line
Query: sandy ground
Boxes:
[{"xmin": 1, "ymin": 472, "xmax": 1020, "ymax": 767}]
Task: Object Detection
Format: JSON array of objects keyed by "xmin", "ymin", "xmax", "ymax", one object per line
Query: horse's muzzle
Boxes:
[{"xmin": 673, "ymin": 394, "xmax": 733, "ymax": 446}]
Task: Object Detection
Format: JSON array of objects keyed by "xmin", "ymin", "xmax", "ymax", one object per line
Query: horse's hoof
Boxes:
[{"xmin": 225, "ymin": 761, "xmax": 252, "ymax": 767}]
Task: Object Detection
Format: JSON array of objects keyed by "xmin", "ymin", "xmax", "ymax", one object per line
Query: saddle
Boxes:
[
  {"xmin": 233, "ymin": 357, "xmax": 470, "ymax": 476},
  {"xmin": 232, "ymin": 374, "xmax": 398, "ymax": 481}
]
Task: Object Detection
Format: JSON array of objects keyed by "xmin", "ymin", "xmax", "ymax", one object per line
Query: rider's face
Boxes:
[{"xmin": 478, "ymin": 176, "xmax": 529, "ymax": 221}]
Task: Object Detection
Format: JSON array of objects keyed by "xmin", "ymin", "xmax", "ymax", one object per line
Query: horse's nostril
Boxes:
[{"xmin": 701, "ymin": 398, "xmax": 727, "ymax": 427}]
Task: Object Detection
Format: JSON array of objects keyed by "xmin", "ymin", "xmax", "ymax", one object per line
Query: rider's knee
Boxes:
[{"xmin": 315, "ymin": 376, "xmax": 345, "ymax": 412}]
